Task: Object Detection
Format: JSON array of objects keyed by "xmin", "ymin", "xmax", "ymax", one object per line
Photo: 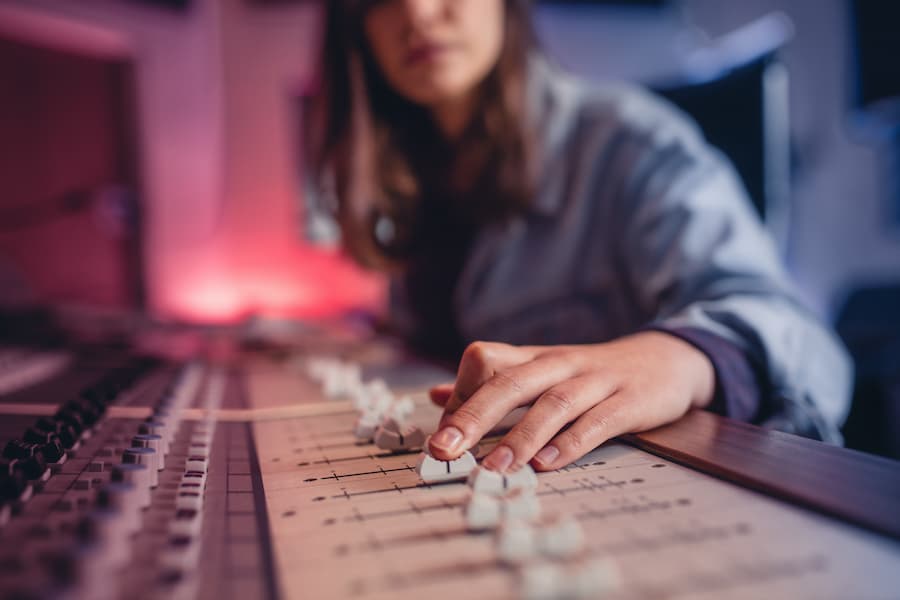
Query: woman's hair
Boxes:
[{"xmin": 310, "ymin": 0, "xmax": 538, "ymax": 269}]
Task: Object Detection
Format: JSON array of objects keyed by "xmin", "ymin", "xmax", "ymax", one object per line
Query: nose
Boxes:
[{"xmin": 402, "ymin": 0, "xmax": 445, "ymax": 29}]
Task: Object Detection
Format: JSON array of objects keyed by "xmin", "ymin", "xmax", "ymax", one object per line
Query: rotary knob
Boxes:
[
  {"xmin": 22, "ymin": 430, "xmax": 66, "ymax": 464},
  {"xmin": 34, "ymin": 418, "xmax": 78, "ymax": 450},
  {"xmin": 122, "ymin": 448, "xmax": 158, "ymax": 488},
  {"xmin": 131, "ymin": 435, "xmax": 164, "ymax": 470},
  {"xmin": 76, "ymin": 508, "xmax": 134, "ymax": 572},
  {"xmin": 54, "ymin": 407, "xmax": 86, "ymax": 437},
  {"xmin": 0, "ymin": 460, "xmax": 31, "ymax": 502},
  {"xmin": 111, "ymin": 463, "xmax": 151, "ymax": 508},
  {"xmin": 70, "ymin": 398, "xmax": 105, "ymax": 427},
  {"xmin": 138, "ymin": 421, "xmax": 169, "ymax": 455},
  {"xmin": 2, "ymin": 441, "xmax": 49, "ymax": 481},
  {"xmin": 96, "ymin": 482, "xmax": 142, "ymax": 535}
]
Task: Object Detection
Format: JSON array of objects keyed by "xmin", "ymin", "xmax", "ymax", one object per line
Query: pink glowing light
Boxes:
[{"xmin": 158, "ymin": 246, "xmax": 385, "ymax": 324}]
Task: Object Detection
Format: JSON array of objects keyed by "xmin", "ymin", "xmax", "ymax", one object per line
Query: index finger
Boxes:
[
  {"xmin": 429, "ymin": 383, "xmax": 454, "ymax": 407},
  {"xmin": 428, "ymin": 354, "xmax": 577, "ymax": 460},
  {"xmin": 443, "ymin": 341, "xmax": 536, "ymax": 415}
]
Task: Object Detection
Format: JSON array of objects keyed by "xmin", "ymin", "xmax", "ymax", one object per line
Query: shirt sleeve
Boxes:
[
  {"xmin": 609, "ymin": 91, "xmax": 853, "ymax": 443},
  {"xmin": 649, "ymin": 325, "xmax": 764, "ymax": 422}
]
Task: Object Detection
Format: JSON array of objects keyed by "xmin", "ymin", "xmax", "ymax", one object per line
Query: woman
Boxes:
[{"xmin": 310, "ymin": 0, "xmax": 852, "ymax": 473}]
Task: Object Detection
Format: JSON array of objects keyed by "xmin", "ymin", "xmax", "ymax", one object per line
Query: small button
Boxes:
[
  {"xmin": 175, "ymin": 491, "xmax": 202, "ymax": 511},
  {"xmin": 185, "ymin": 457, "xmax": 208, "ymax": 473},
  {"xmin": 54, "ymin": 498, "xmax": 75, "ymax": 512}
]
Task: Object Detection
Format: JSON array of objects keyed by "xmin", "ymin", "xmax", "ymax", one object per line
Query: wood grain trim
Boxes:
[{"xmin": 623, "ymin": 410, "xmax": 900, "ymax": 540}]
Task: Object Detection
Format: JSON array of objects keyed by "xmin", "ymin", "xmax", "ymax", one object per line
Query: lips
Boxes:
[{"xmin": 405, "ymin": 42, "xmax": 452, "ymax": 66}]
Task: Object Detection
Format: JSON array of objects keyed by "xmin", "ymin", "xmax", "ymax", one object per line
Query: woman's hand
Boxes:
[{"xmin": 427, "ymin": 331, "xmax": 716, "ymax": 472}]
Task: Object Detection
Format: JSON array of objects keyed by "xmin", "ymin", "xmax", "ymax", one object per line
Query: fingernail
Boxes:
[
  {"xmin": 482, "ymin": 445, "xmax": 514, "ymax": 472},
  {"xmin": 430, "ymin": 427, "xmax": 463, "ymax": 453},
  {"xmin": 533, "ymin": 445, "xmax": 559, "ymax": 466}
]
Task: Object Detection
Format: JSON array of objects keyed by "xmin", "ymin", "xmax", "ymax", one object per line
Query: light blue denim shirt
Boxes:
[{"xmin": 390, "ymin": 59, "xmax": 852, "ymax": 443}]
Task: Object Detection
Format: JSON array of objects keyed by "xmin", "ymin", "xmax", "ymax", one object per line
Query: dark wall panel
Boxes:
[{"xmin": 0, "ymin": 37, "xmax": 142, "ymax": 309}]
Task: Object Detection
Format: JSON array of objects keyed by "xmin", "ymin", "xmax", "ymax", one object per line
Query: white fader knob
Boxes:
[
  {"xmin": 373, "ymin": 418, "xmax": 426, "ymax": 451},
  {"xmin": 467, "ymin": 464, "xmax": 538, "ymax": 496},
  {"xmin": 496, "ymin": 520, "xmax": 538, "ymax": 565},
  {"xmin": 353, "ymin": 410, "xmax": 381, "ymax": 440},
  {"xmin": 516, "ymin": 559, "xmax": 620, "ymax": 599},
  {"xmin": 384, "ymin": 396, "xmax": 415, "ymax": 422},
  {"xmin": 323, "ymin": 362, "xmax": 362, "ymax": 399},
  {"xmin": 321, "ymin": 367, "xmax": 343, "ymax": 399},
  {"xmin": 464, "ymin": 493, "xmax": 502, "ymax": 531},
  {"xmin": 415, "ymin": 440, "xmax": 477, "ymax": 483},
  {"xmin": 369, "ymin": 393, "xmax": 394, "ymax": 417},
  {"xmin": 364, "ymin": 378, "xmax": 392, "ymax": 403},
  {"xmin": 351, "ymin": 391, "xmax": 372, "ymax": 412},
  {"xmin": 503, "ymin": 488, "xmax": 541, "ymax": 522},
  {"xmin": 351, "ymin": 378, "xmax": 393, "ymax": 411},
  {"xmin": 399, "ymin": 425, "xmax": 426, "ymax": 450},
  {"xmin": 372, "ymin": 427, "xmax": 400, "ymax": 449},
  {"xmin": 353, "ymin": 383, "xmax": 396, "ymax": 439},
  {"xmin": 505, "ymin": 465, "xmax": 538, "ymax": 492},
  {"xmin": 518, "ymin": 563, "xmax": 564, "ymax": 600},
  {"xmin": 465, "ymin": 488, "xmax": 541, "ymax": 531},
  {"xmin": 570, "ymin": 559, "xmax": 621, "ymax": 598},
  {"xmin": 537, "ymin": 516, "xmax": 584, "ymax": 559},
  {"xmin": 467, "ymin": 465, "xmax": 506, "ymax": 495}
]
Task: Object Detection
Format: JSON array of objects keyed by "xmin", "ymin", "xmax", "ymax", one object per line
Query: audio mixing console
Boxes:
[{"xmin": 0, "ymin": 332, "xmax": 898, "ymax": 600}]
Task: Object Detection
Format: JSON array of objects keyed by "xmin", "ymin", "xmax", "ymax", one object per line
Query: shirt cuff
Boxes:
[{"xmin": 645, "ymin": 325, "xmax": 764, "ymax": 422}]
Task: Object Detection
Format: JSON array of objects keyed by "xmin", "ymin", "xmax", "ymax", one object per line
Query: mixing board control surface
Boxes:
[{"xmin": 0, "ymin": 342, "xmax": 897, "ymax": 600}]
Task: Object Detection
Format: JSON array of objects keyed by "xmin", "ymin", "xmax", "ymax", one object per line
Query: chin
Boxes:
[{"xmin": 401, "ymin": 77, "xmax": 475, "ymax": 107}]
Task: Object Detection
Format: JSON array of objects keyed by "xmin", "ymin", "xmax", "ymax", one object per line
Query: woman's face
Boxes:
[{"xmin": 363, "ymin": 0, "xmax": 505, "ymax": 108}]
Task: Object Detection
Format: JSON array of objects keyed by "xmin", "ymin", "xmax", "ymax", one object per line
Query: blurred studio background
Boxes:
[{"xmin": 0, "ymin": 0, "xmax": 898, "ymax": 456}]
